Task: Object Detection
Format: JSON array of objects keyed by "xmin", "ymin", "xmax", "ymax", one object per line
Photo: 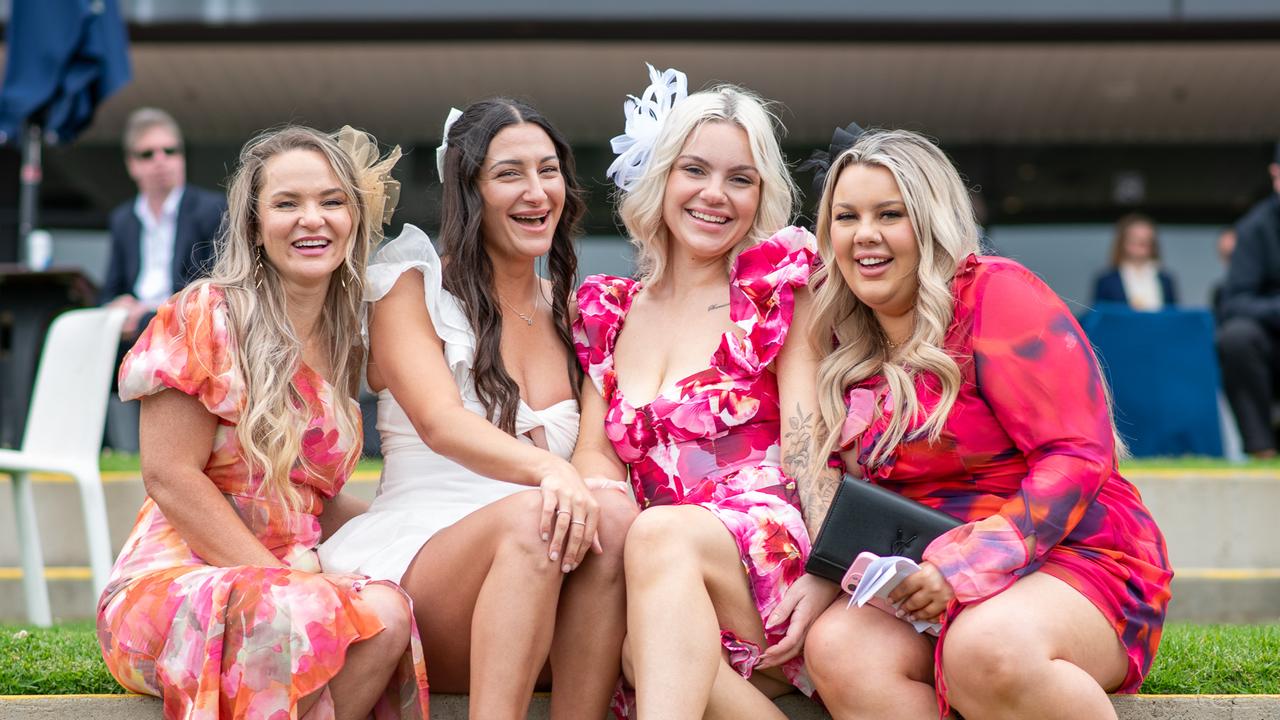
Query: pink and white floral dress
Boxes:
[{"xmin": 574, "ymin": 227, "xmax": 817, "ymax": 698}]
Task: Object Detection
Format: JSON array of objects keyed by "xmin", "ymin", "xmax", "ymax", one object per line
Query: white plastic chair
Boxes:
[{"xmin": 0, "ymin": 306, "xmax": 126, "ymax": 626}]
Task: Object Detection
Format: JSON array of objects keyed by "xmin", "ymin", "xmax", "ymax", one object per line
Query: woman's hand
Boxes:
[
  {"xmin": 888, "ymin": 561, "xmax": 955, "ymax": 624},
  {"xmin": 538, "ymin": 458, "xmax": 602, "ymax": 573},
  {"xmin": 757, "ymin": 573, "xmax": 842, "ymax": 669}
]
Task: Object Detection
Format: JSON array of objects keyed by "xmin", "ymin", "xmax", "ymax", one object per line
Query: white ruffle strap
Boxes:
[{"xmin": 364, "ymin": 224, "xmax": 477, "ymax": 392}]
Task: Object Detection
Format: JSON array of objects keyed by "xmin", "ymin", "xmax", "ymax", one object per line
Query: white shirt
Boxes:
[
  {"xmin": 132, "ymin": 186, "xmax": 185, "ymax": 304},
  {"xmin": 1119, "ymin": 261, "xmax": 1164, "ymax": 312}
]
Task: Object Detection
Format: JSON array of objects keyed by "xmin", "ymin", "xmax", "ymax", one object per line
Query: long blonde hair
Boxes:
[
  {"xmin": 179, "ymin": 126, "xmax": 372, "ymax": 508},
  {"xmin": 618, "ymin": 85, "xmax": 798, "ymax": 284},
  {"xmin": 810, "ymin": 129, "xmax": 1127, "ymax": 477},
  {"xmin": 810, "ymin": 130, "xmax": 981, "ymax": 471}
]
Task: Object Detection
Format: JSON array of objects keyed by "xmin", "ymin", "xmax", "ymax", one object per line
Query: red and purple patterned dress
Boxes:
[
  {"xmin": 574, "ymin": 227, "xmax": 818, "ymax": 698},
  {"xmin": 835, "ymin": 255, "xmax": 1172, "ymax": 713}
]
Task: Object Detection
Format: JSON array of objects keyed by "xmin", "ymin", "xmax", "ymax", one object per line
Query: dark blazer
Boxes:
[
  {"xmin": 1221, "ymin": 194, "xmax": 1280, "ymax": 332},
  {"xmin": 1092, "ymin": 267, "xmax": 1178, "ymax": 308},
  {"xmin": 99, "ymin": 185, "xmax": 227, "ymax": 304}
]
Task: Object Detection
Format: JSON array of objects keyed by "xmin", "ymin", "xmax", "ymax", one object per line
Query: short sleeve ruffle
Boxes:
[
  {"xmin": 118, "ymin": 284, "xmax": 242, "ymax": 422},
  {"xmin": 367, "ymin": 224, "xmax": 477, "ymax": 393},
  {"xmin": 573, "ymin": 274, "xmax": 637, "ymax": 396},
  {"xmin": 716, "ymin": 226, "xmax": 817, "ymax": 373}
]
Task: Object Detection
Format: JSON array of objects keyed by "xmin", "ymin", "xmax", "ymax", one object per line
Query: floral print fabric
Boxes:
[
  {"xmin": 837, "ymin": 256, "xmax": 1172, "ymax": 709},
  {"xmin": 575, "ymin": 227, "xmax": 818, "ymax": 701},
  {"xmin": 98, "ymin": 284, "xmax": 430, "ymax": 719}
]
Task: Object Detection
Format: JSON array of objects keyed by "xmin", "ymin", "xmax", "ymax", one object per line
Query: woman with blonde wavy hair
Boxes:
[
  {"xmin": 572, "ymin": 67, "xmax": 828, "ymax": 718},
  {"xmin": 97, "ymin": 125, "xmax": 430, "ymax": 719},
  {"xmin": 782, "ymin": 128, "xmax": 1172, "ymax": 720}
]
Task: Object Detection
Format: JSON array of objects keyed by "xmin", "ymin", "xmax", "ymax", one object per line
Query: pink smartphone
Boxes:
[
  {"xmin": 840, "ymin": 552, "xmax": 941, "ymax": 636},
  {"xmin": 840, "ymin": 552, "xmax": 900, "ymax": 617}
]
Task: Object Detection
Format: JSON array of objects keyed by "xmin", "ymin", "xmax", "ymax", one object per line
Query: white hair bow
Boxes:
[
  {"xmin": 435, "ymin": 107, "xmax": 464, "ymax": 181},
  {"xmin": 606, "ymin": 64, "xmax": 688, "ymax": 192}
]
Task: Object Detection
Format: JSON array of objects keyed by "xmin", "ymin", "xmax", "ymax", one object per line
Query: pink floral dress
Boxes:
[
  {"xmin": 574, "ymin": 227, "xmax": 817, "ymax": 699},
  {"xmin": 97, "ymin": 285, "xmax": 430, "ymax": 720},
  {"xmin": 836, "ymin": 256, "xmax": 1172, "ymax": 716}
]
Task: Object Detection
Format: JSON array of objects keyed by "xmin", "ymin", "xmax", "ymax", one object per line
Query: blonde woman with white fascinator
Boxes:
[
  {"xmin": 571, "ymin": 65, "xmax": 830, "ymax": 718},
  {"xmin": 318, "ymin": 99, "xmax": 635, "ymax": 719},
  {"xmin": 97, "ymin": 125, "xmax": 430, "ymax": 719}
]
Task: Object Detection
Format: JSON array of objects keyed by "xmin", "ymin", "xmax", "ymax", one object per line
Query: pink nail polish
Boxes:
[{"xmin": 550, "ymin": 551, "xmax": 558, "ymax": 562}]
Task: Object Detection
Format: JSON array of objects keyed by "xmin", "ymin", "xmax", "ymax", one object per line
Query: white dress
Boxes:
[{"xmin": 318, "ymin": 224, "xmax": 580, "ymax": 582}]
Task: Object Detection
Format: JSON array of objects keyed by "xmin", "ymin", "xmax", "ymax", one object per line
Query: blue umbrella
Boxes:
[
  {"xmin": 0, "ymin": 0, "xmax": 131, "ymax": 260},
  {"xmin": 0, "ymin": 0, "xmax": 131, "ymax": 144}
]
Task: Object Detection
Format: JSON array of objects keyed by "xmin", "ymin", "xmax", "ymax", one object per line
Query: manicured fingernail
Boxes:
[
  {"xmin": 550, "ymin": 551, "xmax": 558, "ymax": 562},
  {"xmin": 562, "ymin": 563, "xmax": 572, "ymax": 573},
  {"xmin": 895, "ymin": 610, "xmax": 904, "ymax": 618},
  {"xmin": 542, "ymin": 533, "xmax": 549, "ymax": 541}
]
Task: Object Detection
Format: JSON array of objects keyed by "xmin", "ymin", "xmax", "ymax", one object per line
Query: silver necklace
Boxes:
[{"xmin": 499, "ymin": 284, "xmax": 539, "ymax": 326}]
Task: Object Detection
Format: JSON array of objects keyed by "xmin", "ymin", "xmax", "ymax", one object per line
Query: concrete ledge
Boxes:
[{"xmin": 4, "ymin": 693, "xmax": 1279, "ymax": 719}]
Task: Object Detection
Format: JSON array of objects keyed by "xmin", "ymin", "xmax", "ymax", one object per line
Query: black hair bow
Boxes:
[{"xmin": 798, "ymin": 121, "xmax": 867, "ymax": 198}]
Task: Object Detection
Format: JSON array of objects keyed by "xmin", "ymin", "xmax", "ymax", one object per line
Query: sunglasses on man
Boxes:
[{"xmin": 132, "ymin": 146, "xmax": 182, "ymax": 160}]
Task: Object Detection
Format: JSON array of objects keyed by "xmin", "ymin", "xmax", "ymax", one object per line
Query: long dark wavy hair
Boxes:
[{"xmin": 438, "ymin": 98, "xmax": 585, "ymax": 434}]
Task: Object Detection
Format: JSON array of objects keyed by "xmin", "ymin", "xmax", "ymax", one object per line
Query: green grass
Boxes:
[
  {"xmin": 0, "ymin": 622, "xmax": 123, "ymax": 695},
  {"xmin": 98, "ymin": 451, "xmax": 385, "ymax": 475},
  {"xmin": 94, "ymin": 452, "xmax": 1280, "ymax": 476},
  {"xmin": 1, "ymin": 622, "xmax": 1276, "ymax": 695},
  {"xmin": 1140, "ymin": 623, "xmax": 1280, "ymax": 694},
  {"xmin": 1121, "ymin": 456, "xmax": 1280, "ymax": 471}
]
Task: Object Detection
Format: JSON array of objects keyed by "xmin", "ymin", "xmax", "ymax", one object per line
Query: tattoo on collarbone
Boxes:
[{"xmin": 707, "ymin": 302, "xmax": 730, "ymax": 312}]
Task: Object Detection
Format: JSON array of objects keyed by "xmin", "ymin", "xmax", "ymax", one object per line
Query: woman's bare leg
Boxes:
[
  {"xmin": 297, "ymin": 583, "xmax": 413, "ymax": 719},
  {"xmin": 624, "ymin": 504, "xmax": 788, "ymax": 720},
  {"xmin": 398, "ymin": 490, "xmax": 565, "ymax": 720},
  {"xmin": 804, "ymin": 597, "xmax": 937, "ymax": 720},
  {"xmin": 942, "ymin": 572, "xmax": 1128, "ymax": 720},
  {"xmin": 547, "ymin": 488, "xmax": 636, "ymax": 720}
]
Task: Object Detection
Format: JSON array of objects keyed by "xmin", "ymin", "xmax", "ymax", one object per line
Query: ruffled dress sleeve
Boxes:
[
  {"xmin": 118, "ymin": 283, "xmax": 242, "ymax": 422},
  {"xmin": 366, "ymin": 223, "xmax": 477, "ymax": 391},
  {"xmin": 717, "ymin": 225, "xmax": 817, "ymax": 372},
  {"xmin": 573, "ymin": 274, "xmax": 636, "ymax": 396},
  {"xmin": 922, "ymin": 259, "xmax": 1117, "ymax": 602}
]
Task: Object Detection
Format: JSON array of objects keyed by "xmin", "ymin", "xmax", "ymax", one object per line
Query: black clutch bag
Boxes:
[{"xmin": 805, "ymin": 474, "xmax": 963, "ymax": 582}]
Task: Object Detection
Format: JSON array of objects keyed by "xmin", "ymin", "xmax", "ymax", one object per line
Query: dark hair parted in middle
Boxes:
[{"xmin": 437, "ymin": 98, "xmax": 585, "ymax": 434}]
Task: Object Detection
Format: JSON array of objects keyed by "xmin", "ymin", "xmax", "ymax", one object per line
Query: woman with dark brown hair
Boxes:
[{"xmin": 319, "ymin": 99, "xmax": 635, "ymax": 719}]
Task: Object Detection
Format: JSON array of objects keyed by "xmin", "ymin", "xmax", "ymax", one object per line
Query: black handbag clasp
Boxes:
[{"xmin": 890, "ymin": 528, "xmax": 918, "ymax": 556}]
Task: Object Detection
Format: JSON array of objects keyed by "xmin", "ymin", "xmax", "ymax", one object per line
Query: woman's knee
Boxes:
[
  {"xmin": 359, "ymin": 584, "xmax": 412, "ymax": 652},
  {"xmin": 942, "ymin": 614, "xmax": 1037, "ymax": 700},
  {"xmin": 804, "ymin": 608, "xmax": 863, "ymax": 694},
  {"xmin": 806, "ymin": 605, "xmax": 931, "ymax": 704},
  {"xmin": 492, "ymin": 490, "xmax": 557, "ymax": 562},
  {"xmin": 623, "ymin": 506, "xmax": 722, "ymax": 574},
  {"xmin": 593, "ymin": 489, "xmax": 638, "ymax": 561}
]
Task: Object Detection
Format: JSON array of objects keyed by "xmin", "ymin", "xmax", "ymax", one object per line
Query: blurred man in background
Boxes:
[
  {"xmin": 1218, "ymin": 143, "xmax": 1280, "ymax": 457},
  {"xmin": 100, "ymin": 107, "xmax": 225, "ymax": 339}
]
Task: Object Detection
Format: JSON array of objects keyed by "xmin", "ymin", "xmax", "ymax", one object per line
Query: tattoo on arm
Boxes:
[
  {"xmin": 802, "ymin": 467, "xmax": 841, "ymax": 539},
  {"xmin": 784, "ymin": 402, "xmax": 840, "ymax": 537},
  {"xmin": 782, "ymin": 403, "xmax": 813, "ymax": 482}
]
